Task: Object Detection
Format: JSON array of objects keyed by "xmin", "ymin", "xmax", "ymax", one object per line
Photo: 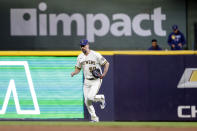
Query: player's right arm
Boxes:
[
  {"xmin": 71, "ymin": 55, "xmax": 82, "ymax": 77},
  {"xmin": 71, "ymin": 67, "xmax": 81, "ymax": 77}
]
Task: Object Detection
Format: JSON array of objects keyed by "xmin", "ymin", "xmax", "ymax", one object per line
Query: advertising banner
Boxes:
[
  {"xmin": 0, "ymin": 56, "xmax": 83, "ymax": 119},
  {"xmin": 0, "ymin": 0, "xmax": 186, "ymax": 50}
]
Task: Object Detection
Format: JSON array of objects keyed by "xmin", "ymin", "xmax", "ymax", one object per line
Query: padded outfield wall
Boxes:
[
  {"xmin": 0, "ymin": 51, "xmax": 197, "ymax": 121},
  {"xmin": 113, "ymin": 55, "xmax": 197, "ymax": 121}
]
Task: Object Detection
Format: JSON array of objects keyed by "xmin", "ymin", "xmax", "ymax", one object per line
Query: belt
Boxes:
[{"xmin": 86, "ymin": 78, "xmax": 97, "ymax": 80}]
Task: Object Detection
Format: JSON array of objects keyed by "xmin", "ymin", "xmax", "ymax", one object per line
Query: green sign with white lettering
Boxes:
[{"xmin": 0, "ymin": 0, "xmax": 186, "ymax": 50}]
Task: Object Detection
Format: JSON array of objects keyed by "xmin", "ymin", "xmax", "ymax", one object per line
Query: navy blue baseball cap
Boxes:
[
  {"xmin": 172, "ymin": 25, "xmax": 178, "ymax": 30},
  {"xmin": 80, "ymin": 39, "xmax": 89, "ymax": 46}
]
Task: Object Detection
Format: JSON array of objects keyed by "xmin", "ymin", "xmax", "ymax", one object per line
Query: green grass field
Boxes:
[{"xmin": 0, "ymin": 121, "xmax": 197, "ymax": 127}]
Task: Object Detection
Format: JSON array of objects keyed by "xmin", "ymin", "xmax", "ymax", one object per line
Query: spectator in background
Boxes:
[
  {"xmin": 148, "ymin": 39, "xmax": 162, "ymax": 50},
  {"xmin": 167, "ymin": 25, "xmax": 186, "ymax": 50}
]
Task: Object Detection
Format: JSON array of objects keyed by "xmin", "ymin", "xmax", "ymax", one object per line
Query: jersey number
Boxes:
[{"xmin": 89, "ymin": 67, "xmax": 96, "ymax": 72}]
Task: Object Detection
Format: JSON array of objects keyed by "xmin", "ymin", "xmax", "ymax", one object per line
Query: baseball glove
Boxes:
[{"xmin": 92, "ymin": 68, "xmax": 102, "ymax": 78}]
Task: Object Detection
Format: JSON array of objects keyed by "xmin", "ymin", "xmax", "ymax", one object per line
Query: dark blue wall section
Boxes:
[
  {"xmin": 148, "ymin": 55, "xmax": 185, "ymax": 121},
  {"xmin": 113, "ymin": 55, "xmax": 197, "ymax": 121},
  {"xmin": 114, "ymin": 55, "xmax": 150, "ymax": 120}
]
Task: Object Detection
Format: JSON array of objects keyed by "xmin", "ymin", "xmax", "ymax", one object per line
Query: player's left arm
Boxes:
[
  {"xmin": 101, "ymin": 61, "xmax": 109, "ymax": 79},
  {"xmin": 96, "ymin": 52, "xmax": 110, "ymax": 79}
]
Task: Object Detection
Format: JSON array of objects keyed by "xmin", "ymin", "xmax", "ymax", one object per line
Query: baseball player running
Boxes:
[{"xmin": 71, "ymin": 39, "xmax": 109, "ymax": 122}]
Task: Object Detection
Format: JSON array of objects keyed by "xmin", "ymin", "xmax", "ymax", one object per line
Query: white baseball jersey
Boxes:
[{"xmin": 76, "ymin": 50, "xmax": 107, "ymax": 79}]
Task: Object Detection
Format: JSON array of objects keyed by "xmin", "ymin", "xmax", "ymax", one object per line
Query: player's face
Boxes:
[{"xmin": 80, "ymin": 44, "xmax": 89, "ymax": 54}]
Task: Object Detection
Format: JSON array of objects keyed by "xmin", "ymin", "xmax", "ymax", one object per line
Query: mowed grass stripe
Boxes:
[{"xmin": 0, "ymin": 122, "xmax": 197, "ymax": 127}]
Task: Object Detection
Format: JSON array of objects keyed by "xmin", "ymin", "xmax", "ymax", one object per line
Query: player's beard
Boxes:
[{"xmin": 82, "ymin": 49, "xmax": 87, "ymax": 54}]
